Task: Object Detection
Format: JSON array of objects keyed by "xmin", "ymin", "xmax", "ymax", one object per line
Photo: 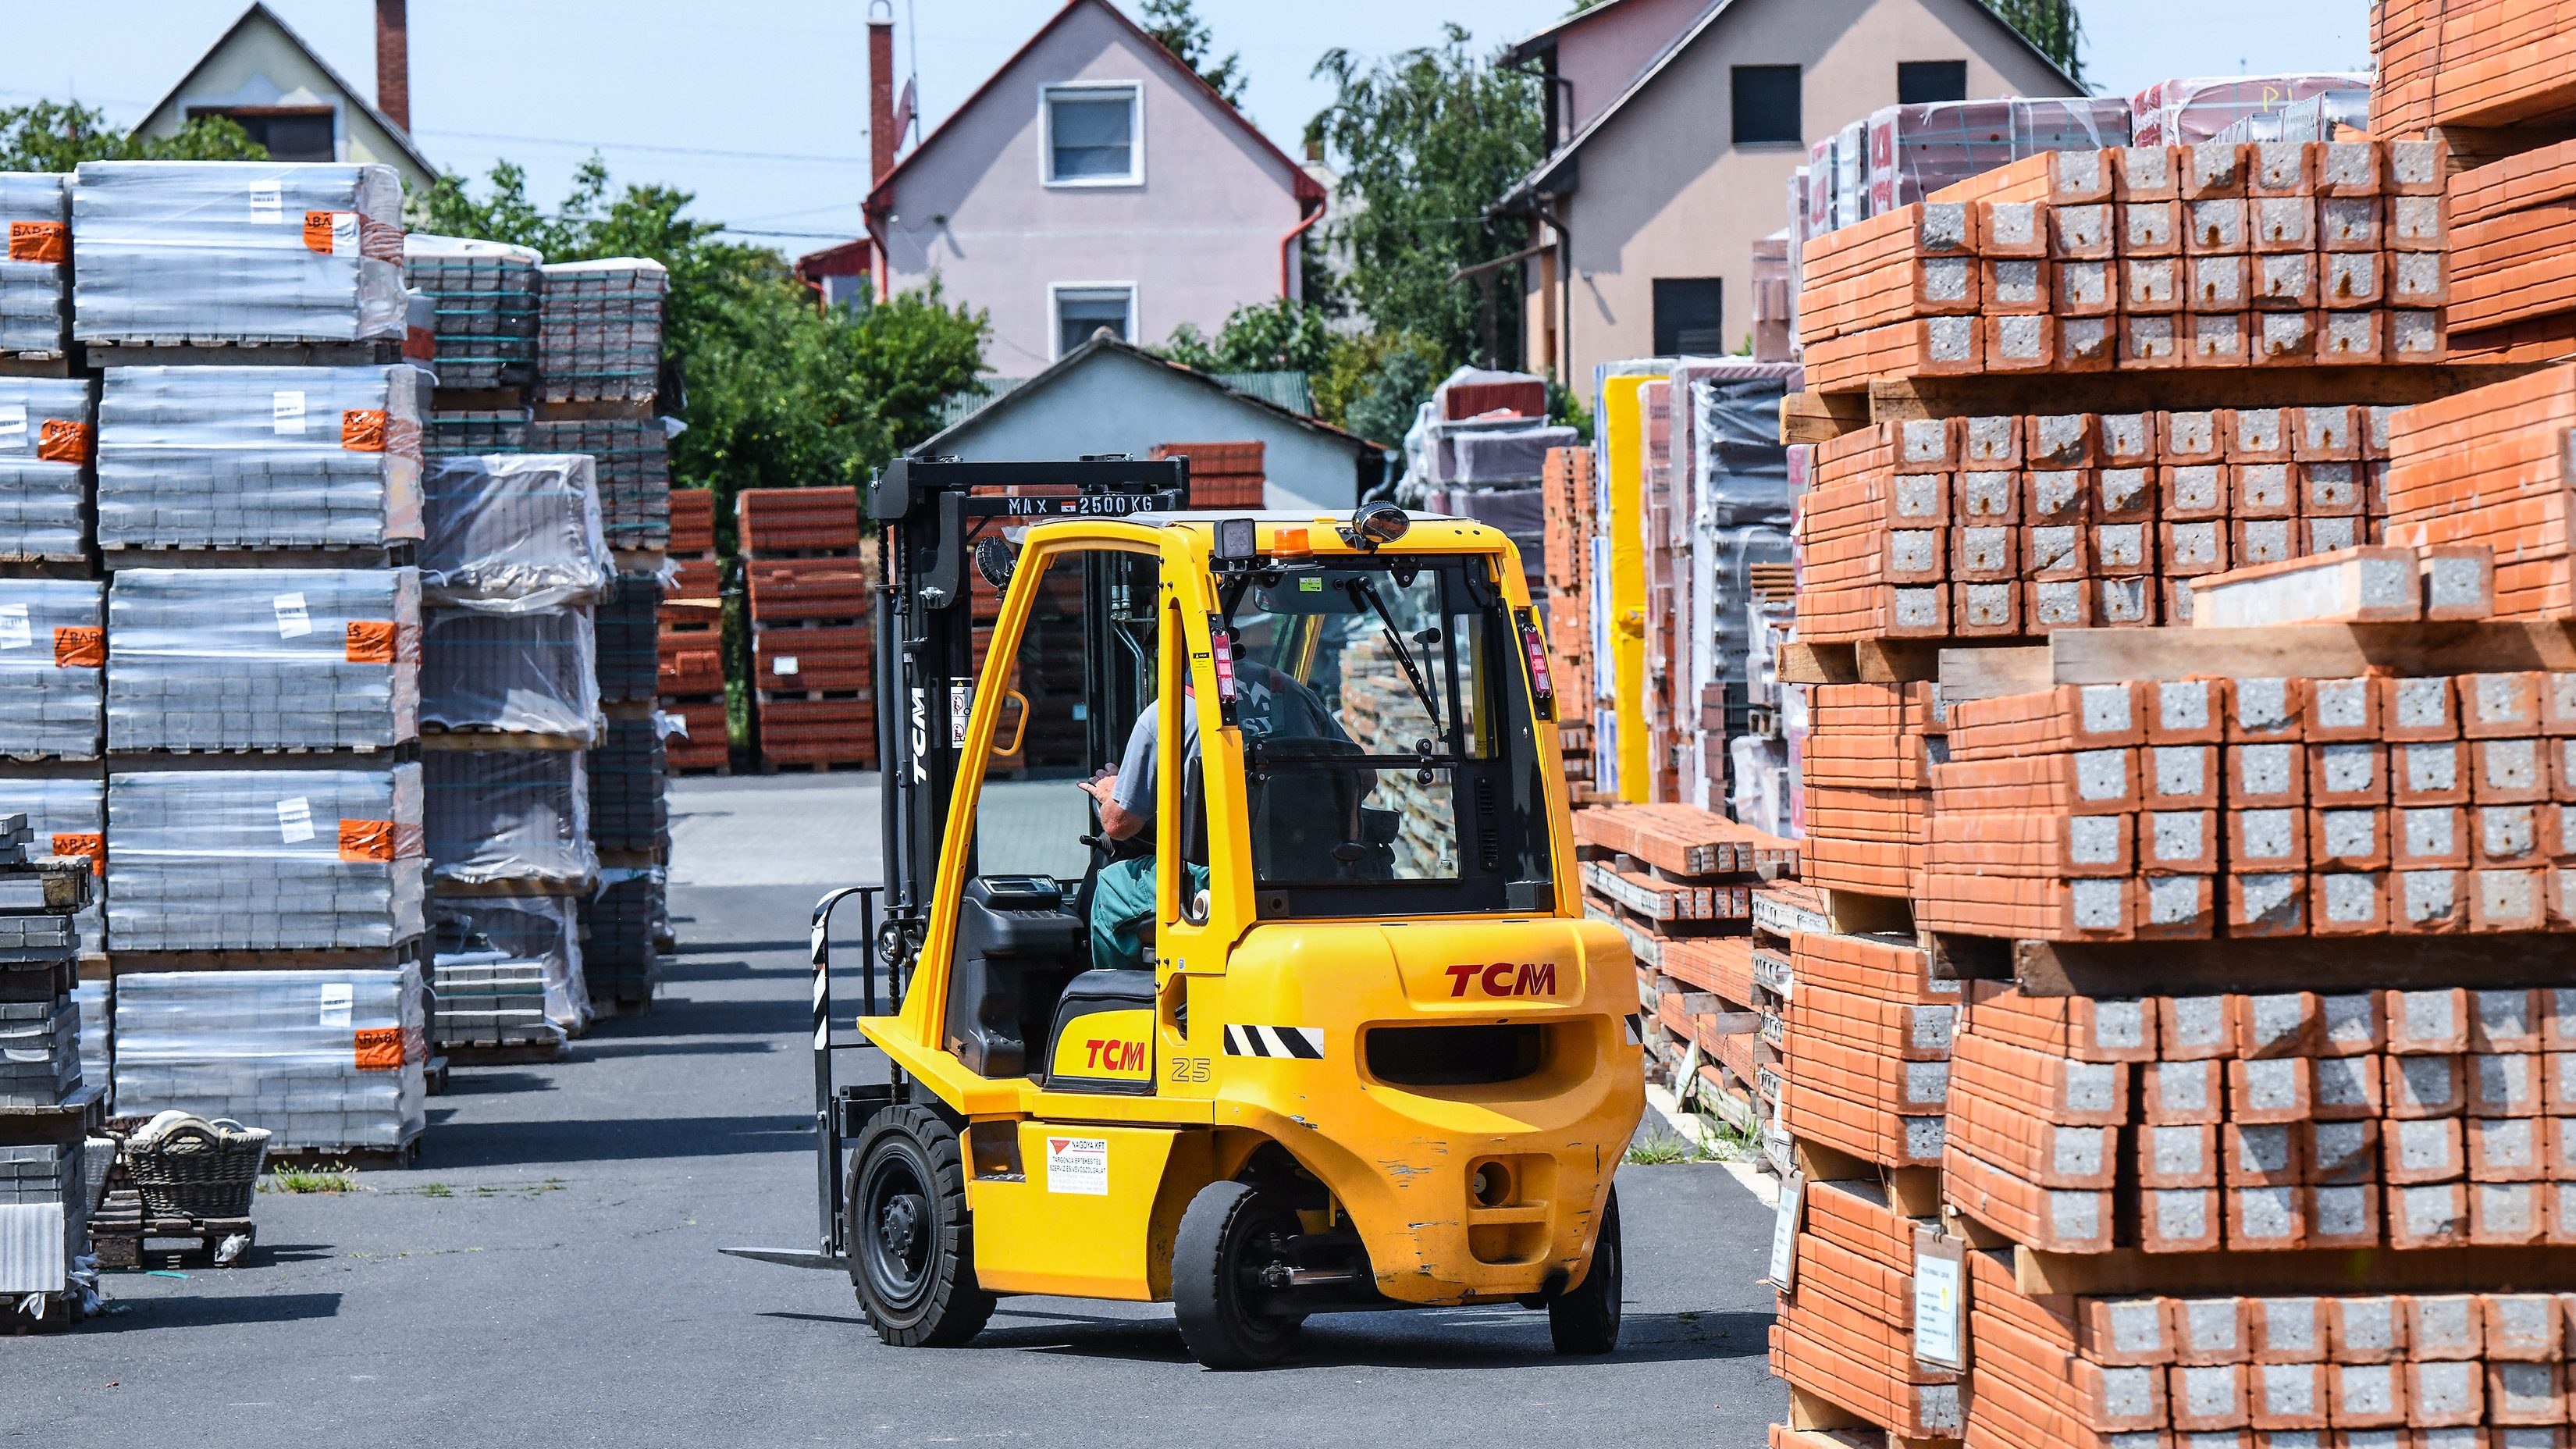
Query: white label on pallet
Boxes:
[
  {"xmin": 1044, "ymin": 1135, "xmax": 1108, "ymax": 1195},
  {"xmin": 772, "ymin": 655, "xmax": 799, "ymax": 677},
  {"xmin": 327, "ymin": 211, "xmax": 359, "ymax": 255},
  {"xmin": 1912, "ymin": 1231, "xmax": 1967, "ymax": 1369},
  {"xmin": 0, "ymin": 605, "xmax": 27, "ymax": 651},
  {"xmin": 0, "ymin": 405, "xmax": 25, "ymax": 448},
  {"xmin": 276, "ymin": 796, "xmax": 315, "ymax": 844},
  {"xmin": 272, "ymin": 593, "xmax": 312, "ymax": 639},
  {"xmin": 318, "ymin": 982, "xmax": 353, "ymax": 1027},
  {"xmin": 249, "ymin": 183, "xmax": 283, "ymax": 223},
  {"xmin": 1767, "ymin": 1173, "xmax": 1804, "ymax": 1292},
  {"xmin": 272, "ymin": 390, "xmax": 307, "ymax": 435}
]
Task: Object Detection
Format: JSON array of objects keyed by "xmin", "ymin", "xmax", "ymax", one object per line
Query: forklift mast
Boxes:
[{"xmin": 863, "ymin": 457, "xmax": 1190, "ymax": 979}]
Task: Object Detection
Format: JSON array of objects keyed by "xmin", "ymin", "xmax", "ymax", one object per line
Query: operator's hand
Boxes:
[{"xmin": 1080, "ymin": 774, "xmax": 1118, "ymax": 808}]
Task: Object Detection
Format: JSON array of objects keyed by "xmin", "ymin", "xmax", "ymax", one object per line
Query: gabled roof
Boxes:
[
  {"xmin": 1504, "ymin": 0, "xmax": 1675, "ymax": 66},
  {"xmin": 866, "ymin": 0, "xmax": 1323, "ymax": 217},
  {"xmin": 133, "ymin": 2, "xmax": 438, "ymax": 180},
  {"xmin": 1495, "ymin": 0, "xmax": 2084, "ymax": 212},
  {"xmin": 913, "ymin": 333, "xmax": 1381, "ymax": 459}
]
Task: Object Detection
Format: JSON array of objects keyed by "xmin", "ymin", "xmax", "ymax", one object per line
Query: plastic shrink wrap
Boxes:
[
  {"xmin": 95, "ymin": 364, "xmax": 427, "ymax": 549},
  {"xmin": 0, "ymin": 377, "xmax": 94, "ymax": 562},
  {"xmin": 107, "ymin": 568, "xmax": 418, "ymax": 751},
  {"xmin": 424, "ymin": 748, "xmax": 596, "ymax": 888},
  {"xmin": 72, "ymin": 162, "xmax": 406, "ymax": 344},
  {"xmin": 0, "ymin": 579, "xmax": 101, "ymax": 759},
  {"xmin": 1863, "ymin": 97, "xmax": 2132, "ymax": 215},
  {"xmin": 111, "ymin": 967, "xmax": 425, "ymax": 1151},
  {"xmin": 400, "ymin": 234, "xmax": 539, "ymax": 390},
  {"xmin": 0, "ymin": 173, "xmax": 69, "ymax": 356},
  {"xmin": 421, "ymin": 605, "xmax": 598, "ymax": 741},
  {"xmin": 420, "ymin": 454, "xmax": 608, "ymax": 610},
  {"xmin": 595, "ymin": 571, "xmax": 663, "ymax": 703},
  {"xmin": 532, "ymin": 417, "xmax": 668, "ymax": 550},
  {"xmin": 538, "ymin": 258, "xmax": 666, "ymax": 404},
  {"xmin": 106, "ymin": 765, "xmax": 425, "ymax": 951},
  {"xmin": 0, "ymin": 778, "xmax": 103, "ymax": 949},
  {"xmin": 2128, "ymin": 74, "xmax": 2373, "ymax": 146},
  {"xmin": 431, "ymin": 893, "xmax": 586, "ymax": 1032}
]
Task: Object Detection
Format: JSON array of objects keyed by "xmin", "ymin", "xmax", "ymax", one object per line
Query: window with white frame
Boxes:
[
  {"xmin": 1044, "ymin": 84, "xmax": 1141, "ymax": 185},
  {"xmin": 1054, "ymin": 285, "xmax": 1135, "ymax": 357}
]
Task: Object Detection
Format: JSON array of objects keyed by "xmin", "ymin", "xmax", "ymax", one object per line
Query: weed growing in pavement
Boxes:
[
  {"xmin": 264, "ymin": 1162, "xmax": 361, "ymax": 1194},
  {"xmin": 418, "ymin": 1183, "xmax": 453, "ymax": 1198},
  {"xmin": 1624, "ymin": 1131, "xmax": 1703, "ymax": 1165}
]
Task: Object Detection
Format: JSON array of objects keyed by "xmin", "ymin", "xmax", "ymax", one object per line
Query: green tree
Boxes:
[
  {"xmin": 1988, "ymin": 0, "xmax": 2083, "ymax": 84},
  {"xmin": 1160, "ymin": 298, "xmax": 1336, "ymax": 376},
  {"xmin": 0, "ymin": 100, "xmax": 267, "ymax": 171},
  {"xmin": 1140, "ymin": 0, "xmax": 1246, "ymax": 105},
  {"xmin": 422, "ymin": 159, "xmax": 987, "ymax": 519}
]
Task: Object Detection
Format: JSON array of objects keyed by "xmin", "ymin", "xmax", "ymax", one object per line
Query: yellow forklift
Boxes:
[{"xmin": 726, "ymin": 458, "xmax": 1644, "ymax": 1368}]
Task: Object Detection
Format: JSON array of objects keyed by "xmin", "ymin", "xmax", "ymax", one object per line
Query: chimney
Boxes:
[
  {"xmin": 375, "ymin": 0, "xmax": 411, "ymax": 133},
  {"xmin": 869, "ymin": 18, "xmax": 897, "ymax": 185}
]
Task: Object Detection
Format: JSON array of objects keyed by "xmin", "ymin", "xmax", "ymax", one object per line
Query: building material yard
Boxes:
[{"xmin": 9, "ymin": 776, "xmax": 1787, "ymax": 1447}]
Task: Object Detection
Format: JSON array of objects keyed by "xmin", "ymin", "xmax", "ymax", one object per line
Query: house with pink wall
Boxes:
[{"xmin": 865, "ymin": 0, "xmax": 1325, "ymax": 379}]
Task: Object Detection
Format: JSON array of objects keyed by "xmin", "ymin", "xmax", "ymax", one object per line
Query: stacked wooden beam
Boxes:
[{"xmin": 1797, "ymin": 141, "xmax": 2449, "ymax": 393}]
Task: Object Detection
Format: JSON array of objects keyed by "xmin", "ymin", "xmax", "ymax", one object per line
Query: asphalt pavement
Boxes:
[{"xmin": 11, "ymin": 777, "xmax": 1786, "ymax": 1447}]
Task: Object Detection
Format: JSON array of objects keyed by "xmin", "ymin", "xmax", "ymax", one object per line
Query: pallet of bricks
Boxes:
[
  {"xmin": 0, "ymin": 813, "xmax": 109, "ymax": 1329},
  {"xmin": 1770, "ymin": 73, "xmax": 2576, "ymax": 1448},
  {"xmin": 739, "ymin": 486, "xmax": 874, "ymax": 772},
  {"xmin": 660, "ymin": 486, "xmax": 725, "ymax": 772},
  {"xmin": 1574, "ymin": 803, "xmax": 1795, "ymax": 1137},
  {"xmin": 65, "ymin": 158, "xmax": 432, "ymax": 1166},
  {"xmin": 1541, "ymin": 445, "xmax": 1603, "ymax": 802},
  {"xmin": 415, "ymin": 450, "xmax": 612, "ymax": 1045}
]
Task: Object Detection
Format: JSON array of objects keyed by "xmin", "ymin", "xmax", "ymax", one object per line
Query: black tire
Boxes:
[
  {"xmin": 847, "ymin": 1105, "xmax": 995, "ymax": 1348},
  {"xmin": 1548, "ymin": 1186, "xmax": 1622, "ymax": 1355},
  {"xmin": 1172, "ymin": 1180, "xmax": 1304, "ymax": 1369}
]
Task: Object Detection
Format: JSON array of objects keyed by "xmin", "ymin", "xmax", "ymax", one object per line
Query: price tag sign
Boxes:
[
  {"xmin": 272, "ymin": 390, "xmax": 308, "ymax": 436},
  {"xmin": 1912, "ymin": 1227, "xmax": 1969, "ymax": 1370},
  {"xmin": 1767, "ymin": 1172, "xmax": 1804, "ymax": 1294},
  {"xmin": 772, "ymin": 655, "xmax": 799, "ymax": 677}
]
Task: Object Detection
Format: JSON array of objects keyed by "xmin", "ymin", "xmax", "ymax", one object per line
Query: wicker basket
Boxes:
[{"xmin": 125, "ymin": 1118, "xmax": 270, "ymax": 1220}]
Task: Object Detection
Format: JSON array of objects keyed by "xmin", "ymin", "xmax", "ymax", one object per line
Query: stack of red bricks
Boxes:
[
  {"xmin": 657, "ymin": 486, "xmax": 727, "ymax": 771},
  {"xmin": 738, "ymin": 486, "xmax": 875, "ymax": 771},
  {"xmin": 2386, "ymin": 362, "xmax": 2576, "ymax": 616},
  {"xmin": 1796, "ymin": 140, "xmax": 2449, "ymax": 393},
  {"xmin": 1800, "ymin": 681, "xmax": 1938, "ymax": 898},
  {"xmin": 1151, "ymin": 440, "xmax": 1264, "ymax": 509},
  {"xmin": 1791, "ymin": 404, "xmax": 2403, "ymax": 642},
  {"xmin": 1922, "ymin": 665, "xmax": 2576, "ymax": 944},
  {"xmin": 2376, "ymin": 0, "xmax": 2576, "ymax": 144},
  {"xmin": 1541, "ymin": 445, "xmax": 1600, "ymax": 800},
  {"xmin": 1574, "ymin": 803, "xmax": 1795, "ymax": 1130}
]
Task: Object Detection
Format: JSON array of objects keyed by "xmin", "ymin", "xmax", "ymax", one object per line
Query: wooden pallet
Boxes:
[
  {"xmin": 84, "ymin": 339, "xmax": 407, "ymax": 368},
  {"xmin": 442, "ymin": 1038, "xmax": 564, "ymax": 1066},
  {"xmin": 105, "ymin": 936, "xmax": 426, "ymax": 974},
  {"xmin": 1780, "ymin": 365, "xmax": 2539, "ymax": 444}
]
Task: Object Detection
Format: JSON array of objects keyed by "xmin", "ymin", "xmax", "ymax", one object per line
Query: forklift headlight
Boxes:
[{"xmin": 1216, "ymin": 516, "xmax": 1258, "ymax": 565}]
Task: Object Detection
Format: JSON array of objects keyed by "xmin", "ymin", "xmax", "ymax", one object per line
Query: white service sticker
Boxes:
[
  {"xmin": 0, "ymin": 603, "xmax": 27, "ymax": 651},
  {"xmin": 276, "ymin": 796, "xmax": 315, "ymax": 844},
  {"xmin": 250, "ymin": 183, "xmax": 283, "ymax": 223},
  {"xmin": 272, "ymin": 592, "xmax": 312, "ymax": 639},
  {"xmin": 1912, "ymin": 1242, "xmax": 1965, "ymax": 1368},
  {"xmin": 0, "ymin": 404, "xmax": 25, "ymax": 449},
  {"xmin": 272, "ymin": 390, "xmax": 308, "ymax": 436},
  {"xmin": 327, "ymin": 210, "xmax": 359, "ymax": 255},
  {"xmin": 318, "ymin": 982, "xmax": 354, "ymax": 1027},
  {"xmin": 1044, "ymin": 1135, "xmax": 1109, "ymax": 1196},
  {"xmin": 772, "ymin": 655, "xmax": 799, "ymax": 677}
]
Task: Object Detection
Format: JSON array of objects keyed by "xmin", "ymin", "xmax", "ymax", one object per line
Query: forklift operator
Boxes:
[{"xmin": 1076, "ymin": 653, "xmax": 1352, "ymax": 971}]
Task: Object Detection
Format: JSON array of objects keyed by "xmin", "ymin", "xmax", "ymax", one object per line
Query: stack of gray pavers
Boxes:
[
  {"xmin": 418, "ymin": 451, "xmax": 607, "ymax": 1047},
  {"xmin": 0, "ymin": 173, "xmax": 69, "ymax": 359},
  {"xmin": 0, "ymin": 810, "xmax": 105, "ymax": 1317},
  {"xmin": 404, "ymin": 233, "xmax": 539, "ymax": 466},
  {"xmin": 0, "ymin": 378, "xmax": 94, "ymax": 564},
  {"xmin": 70, "ymin": 160, "xmax": 429, "ymax": 1156},
  {"xmin": 531, "ymin": 415, "xmax": 667, "ymax": 552}
]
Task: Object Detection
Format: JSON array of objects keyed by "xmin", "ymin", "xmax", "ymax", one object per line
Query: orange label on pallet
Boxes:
[
  {"xmin": 8, "ymin": 221, "xmax": 64, "ymax": 264},
  {"xmin": 52, "ymin": 626, "xmax": 101, "ymax": 668},
  {"xmin": 344, "ymin": 621, "xmax": 397, "ymax": 663},
  {"xmin": 354, "ymin": 1027, "xmax": 405, "ymax": 1071},
  {"xmin": 50, "ymin": 833, "xmax": 101, "ymax": 877},
  {"xmin": 339, "ymin": 818, "xmax": 397, "ymax": 862},
  {"xmin": 303, "ymin": 209, "xmax": 358, "ymax": 255},
  {"xmin": 340, "ymin": 409, "xmax": 388, "ymax": 451},
  {"xmin": 36, "ymin": 419, "xmax": 92, "ymax": 465}
]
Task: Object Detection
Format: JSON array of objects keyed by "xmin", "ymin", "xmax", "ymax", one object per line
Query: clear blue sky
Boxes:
[{"xmin": 0, "ymin": 1, "xmax": 2372, "ymax": 255}]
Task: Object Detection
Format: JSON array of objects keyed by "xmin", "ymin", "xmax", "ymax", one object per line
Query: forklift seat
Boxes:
[
  {"xmin": 1043, "ymin": 968, "xmax": 1158, "ymax": 1093},
  {"xmin": 942, "ymin": 875, "xmax": 1088, "ymax": 1079}
]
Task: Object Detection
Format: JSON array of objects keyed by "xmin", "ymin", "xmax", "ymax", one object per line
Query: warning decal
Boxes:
[{"xmin": 1044, "ymin": 1136, "xmax": 1109, "ymax": 1196}]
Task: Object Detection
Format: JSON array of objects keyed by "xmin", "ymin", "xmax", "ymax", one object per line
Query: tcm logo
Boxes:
[
  {"xmin": 908, "ymin": 686, "xmax": 929, "ymax": 782},
  {"xmin": 1083, "ymin": 1038, "xmax": 1147, "ymax": 1072},
  {"xmin": 1445, "ymin": 962, "xmax": 1559, "ymax": 998}
]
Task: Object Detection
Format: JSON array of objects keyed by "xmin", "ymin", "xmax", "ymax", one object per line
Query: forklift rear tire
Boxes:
[
  {"xmin": 1172, "ymin": 1180, "xmax": 1304, "ymax": 1369},
  {"xmin": 1547, "ymin": 1187, "xmax": 1622, "ymax": 1355},
  {"xmin": 848, "ymin": 1105, "xmax": 995, "ymax": 1348}
]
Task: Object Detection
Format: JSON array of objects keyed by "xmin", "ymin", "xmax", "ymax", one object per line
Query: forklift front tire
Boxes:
[
  {"xmin": 847, "ymin": 1105, "xmax": 996, "ymax": 1348},
  {"xmin": 1172, "ymin": 1180, "xmax": 1304, "ymax": 1370},
  {"xmin": 1546, "ymin": 1187, "xmax": 1623, "ymax": 1355}
]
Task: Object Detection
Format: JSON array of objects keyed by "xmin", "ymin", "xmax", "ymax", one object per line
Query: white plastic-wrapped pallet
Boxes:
[
  {"xmin": 0, "ymin": 579, "xmax": 101, "ymax": 760},
  {"xmin": 70, "ymin": 161, "xmax": 406, "ymax": 344},
  {"xmin": 423, "ymin": 748, "xmax": 596, "ymax": 888},
  {"xmin": 107, "ymin": 568, "xmax": 418, "ymax": 751},
  {"xmin": 432, "ymin": 892, "xmax": 586, "ymax": 1031},
  {"xmin": 111, "ymin": 967, "xmax": 426, "ymax": 1152},
  {"xmin": 95, "ymin": 364, "xmax": 428, "ymax": 550},
  {"xmin": 419, "ymin": 453, "xmax": 608, "ymax": 610},
  {"xmin": 106, "ymin": 764, "xmax": 425, "ymax": 951},
  {"xmin": 69, "ymin": 979, "xmax": 106, "ymax": 1098},
  {"xmin": 419, "ymin": 605, "xmax": 599, "ymax": 740},
  {"xmin": 0, "ymin": 173, "xmax": 68, "ymax": 357},
  {"xmin": 0, "ymin": 777, "xmax": 103, "ymax": 949},
  {"xmin": 0, "ymin": 377, "xmax": 94, "ymax": 562}
]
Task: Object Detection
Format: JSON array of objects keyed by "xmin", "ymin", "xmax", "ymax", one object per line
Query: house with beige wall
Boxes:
[
  {"xmin": 1497, "ymin": 0, "xmax": 2080, "ymax": 383},
  {"xmin": 130, "ymin": 3, "xmax": 435, "ymax": 194}
]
